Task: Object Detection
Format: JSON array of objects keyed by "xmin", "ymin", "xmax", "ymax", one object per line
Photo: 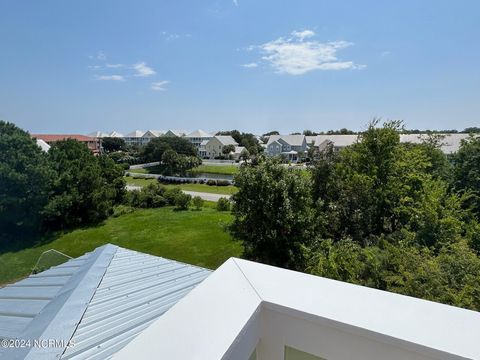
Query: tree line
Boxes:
[{"xmin": 231, "ymin": 120, "xmax": 480, "ymax": 310}]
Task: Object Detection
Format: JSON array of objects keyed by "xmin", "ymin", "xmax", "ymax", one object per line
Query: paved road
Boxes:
[{"xmin": 126, "ymin": 185, "xmax": 230, "ymax": 202}]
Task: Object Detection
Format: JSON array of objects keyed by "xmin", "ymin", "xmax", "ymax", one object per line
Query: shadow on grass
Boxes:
[{"xmin": 0, "ymin": 219, "xmax": 108, "ymax": 256}]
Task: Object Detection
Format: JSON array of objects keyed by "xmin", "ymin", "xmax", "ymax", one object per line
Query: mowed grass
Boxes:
[
  {"xmin": 0, "ymin": 207, "xmax": 242, "ymax": 286},
  {"xmin": 129, "ymin": 164, "xmax": 239, "ymax": 175},
  {"xmin": 125, "ymin": 177, "xmax": 238, "ymax": 195},
  {"xmin": 191, "ymin": 164, "xmax": 239, "ymax": 175}
]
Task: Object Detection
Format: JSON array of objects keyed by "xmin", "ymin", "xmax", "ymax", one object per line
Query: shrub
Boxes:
[
  {"xmin": 164, "ymin": 187, "xmax": 183, "ymax": 205},
  {"xmin": 206, "ymin": 179, "xmax": 217, "ymax": 186},
  {"xmin": 217, "ymin": 197, "xmax": 231, "ymax": 211},
  {"xmin": 174, "ymin": 192, "xmax": 192, "ymax": 210},
  {"xmin": 127, "ymin": 183, "xmax": 167, "ymax": 208},
  {"xmin": 192, "ymin": 196, "xmax": 204, "ymax": 210},
  {"xmin": 216, "ymin": 180, "xmax": 231, "ymax": 186}
]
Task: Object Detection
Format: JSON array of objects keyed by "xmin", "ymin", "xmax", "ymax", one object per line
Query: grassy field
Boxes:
[
  {"xmin": 125, "ymin": 177, "xmax": 238, "ymax": 195},
  {"xmin": 191, "ymin": 164, "xmax": 239, "ymax": 175},
  {"xmin": 0, "ymin": 207, "xmax": 242, "ymax": 286},
  {"xmin": 129, "ymin": 164, "xmax": 239, "ymax": 176}
]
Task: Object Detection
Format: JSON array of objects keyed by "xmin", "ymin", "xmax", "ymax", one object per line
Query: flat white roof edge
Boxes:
[{"xmin": 112, "ymin": 257, "xmax": 480, "ymax": 360}]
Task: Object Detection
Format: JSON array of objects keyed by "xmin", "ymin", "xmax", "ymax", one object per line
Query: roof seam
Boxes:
[
  {"xmin": 58, "ymin": 245, "xmax": 119, "ymax": 359},
  {"xmin": 232, "ymin": 259, "xmax": 263, "ymax": 302}
]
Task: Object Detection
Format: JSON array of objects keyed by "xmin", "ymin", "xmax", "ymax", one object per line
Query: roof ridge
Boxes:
[{"xmin": 7, "ymin": 244, "xmax": 118, "ymax": 360}]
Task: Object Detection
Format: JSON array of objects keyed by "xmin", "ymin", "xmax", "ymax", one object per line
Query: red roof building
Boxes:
[{"xmin": 32, "ymin": 134, "xmax": 101, "ymax": 154}]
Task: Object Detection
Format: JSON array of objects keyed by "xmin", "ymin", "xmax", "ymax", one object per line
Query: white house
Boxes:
[
  {"xmin": 2, "ymin": 244, "xmax": 478, "ymax": 360},
  {"xmin": 164, "ymin": 129, "xmax": 187, "ymax": 137},
  {"xmin": 123, "ymin": 130, "xmax": 146, "ymax": 146},
  {"xmin": 205, "ymin": 135, "xmax": 239, "ymax": 159},
  {"xmin": 266, "ymin": 135, "xmax": 308, "ymax": 162},
  {"xmin": 185, "ymin": 129, "xmax": 213, "ymax": 153}
]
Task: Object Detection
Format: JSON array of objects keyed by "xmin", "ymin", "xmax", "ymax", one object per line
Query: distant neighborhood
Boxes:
[{"xmin": 32, "ymin": 128, "xmax": 478, "ymax": 162}]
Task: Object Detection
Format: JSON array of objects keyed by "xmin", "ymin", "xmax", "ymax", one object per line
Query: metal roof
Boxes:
[{"xmin": 0, "ymin": 244, "xmax": 211, "ymax": 360}]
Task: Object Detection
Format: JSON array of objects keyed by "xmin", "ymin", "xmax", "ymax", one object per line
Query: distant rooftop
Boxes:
[{"xmin": 32, "ymin": 134, "xmax": 96, "ymax": 142}]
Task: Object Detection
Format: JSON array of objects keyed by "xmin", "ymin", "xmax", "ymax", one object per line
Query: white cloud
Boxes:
[
  {"xmin": 247, "ymin": 30, "xmax": 365, "ymax": 75},
  {"xmin": 95, "ymin": 75, "xmax": 125, "ymax": 81},
  {"xmin": 233, "ymin": 0, "xmax": 238, "ymax": 6},
  {"xmin": 291, "ymin": 30, "xmax": 315, "ymax": 41},
  {"xmin": 133, "ymin": 62, "xmax": 156, "ymax": 77},
  {"xmin": 381, "ymin": 51, "xmax": 391, "ymax": 57},
  {"xmin": 151, "ymin": 80, "xmax": 169, "ymax": 91},
  {"xmin": 241, "ymin": 62, "xmax": 258, "ymax": 68}
]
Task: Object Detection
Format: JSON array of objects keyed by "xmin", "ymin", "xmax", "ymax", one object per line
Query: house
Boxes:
[
  {"xmin": 2, "ymin": 244, "xmax": 477, "ymax": 360},
  {"xmin": 266, "ymin": 135, "xmax": 307, "ymax": 162},
  {"xmin": 88, "ymin": 131, "xmax": 110, "ymax": 138},
  {"xmin": 308, "ymin": 133, "xmax": 475, "ymax": 155},
  {"xmin": 108, "ymin": 131, "xmax": 124, "ymax": 138},
  {"xmin": 141, "ymin": 130, "xmax": 161, "ymax": 144},
  {"xmin": 185, "ymin": 129, "xmax": 213, "ymax": 153},
  {"xmin": 205, "ymin": 135, "xmax": 238, "ymax": 159},
  {"xmin": 0, "ymin": 244, "xmax": 210, "ymax": 360},
  {"xmin": 163, "ymin": 129, "xmax": 187, "ymax": 137},
  {"xmin": 314, "ymin": 134, "xmax": 359, "ymax": 152},
  {"xmin": 32, "ymin": 134, "xmax": 101, "ymax": 154},
  {"xmin": 123, "ymin": 130, "xmax": 146, "ymax": 146}
]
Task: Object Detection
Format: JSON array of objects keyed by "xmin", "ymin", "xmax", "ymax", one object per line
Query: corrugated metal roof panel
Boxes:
[
  {"xmin": 0, "ymin": 244, "xmax": 211, "ymax": 360},
  {"xmin": 62, "ymin": 247, "xmax": 210, "ymax": 360}
]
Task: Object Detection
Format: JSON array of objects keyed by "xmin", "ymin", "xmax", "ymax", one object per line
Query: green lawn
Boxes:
[
  {"xmin": 125, "ymin": 177, "xmax": 238, "ymax": 195},
  {"xmin": 190, "ymin": 164, "xmax": 239, "ymax": 175},
  {"xmin": 0, "ymin": 207, "xmax": 242, "ymax": 286},
  {"xmin": 129, "ymin": 164, "xmax": 239, "ymax": 176}
]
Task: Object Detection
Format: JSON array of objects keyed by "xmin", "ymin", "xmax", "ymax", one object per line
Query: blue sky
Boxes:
[{"xmin": 0, "ymin": 0, "xmax": 479, "ymax": 134}]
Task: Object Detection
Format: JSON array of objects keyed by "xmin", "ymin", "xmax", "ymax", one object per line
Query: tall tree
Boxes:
[
  {"xmin": 43, "ymin": 140, "xmax": 121, "ymax": 229},
  {"xmin": 101, "ymin": 137, "xmax": 126, "ymax": 153},
  {"xmin": 230, "ymin": 159, "xmax": 315, "ymax": 269},
  {"xmin": 453, "ymin": 135, "xmax": 480, "ymax": 217},
  {"xmin": 0, "ymin": 121, "xmax": 53, "ymax": 238},
  {"xmin": 143, "ymin": 136, "xmax": 197, "ymax": 162}
]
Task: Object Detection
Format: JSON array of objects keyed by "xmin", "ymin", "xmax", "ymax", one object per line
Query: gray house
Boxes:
[{"xmin": 266, "ymin": 135, "xmax": 307, "ymax": 162}]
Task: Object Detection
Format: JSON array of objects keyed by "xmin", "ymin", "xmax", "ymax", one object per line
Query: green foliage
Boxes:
[
  {"xmin": 43, "ymin": 140, "xmax": 123, "ymax": 229},
  {"xmin": 453, "ymin": 135, "xmax": 480, "ymax": 217},
  {"xmin": 161, "ymin": 149, "xmax": 201, "ymax": 176},
  {"xmin": 305, "ymin": 239, "xmax": 480, "ymax": 310},
  {"xmin": 216, "ymin": 197, "xmax": 231, "ymax": 212},
  {"xmin": 127, "ymin": 183, "xmax": 168, "ymax": 208},
  {"xmin": 216, "ymin": 130, "xmax": 263, "ymax": 155},
  {"xmin": 0, "ymin": 121, "xmax": 53, "ymax": 238},
  {"xmin": 230, "ymin": 159, "xmax": 314, "ymax": 269},
  {"xmin": 143, "ymin": 136, "xmax": 197, "ymax": 162},
  {"xmin": 222, "ymin": 144, "xmax": 236, "ymax": 156},
  {"xmin": 101, "ymin": 137, "xmax": 126, "ymax": 153},
  {"xmin": 174, "ymin": 192, "xmax": 191, "ymax": 210},
  {"xmin": 192, "ymin": 196, "xmax": 204, "ymax": 210}
]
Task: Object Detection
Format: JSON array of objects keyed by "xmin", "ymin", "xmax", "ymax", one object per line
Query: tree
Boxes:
[
  {"xmin": 101, "ymin": 137, "xmax": 126, "ymax": 153},
  {"xmin": 192, "ymin": 196, "xmax": 204, "ymax": 210},
  {"xmin": 43, "ymin": 140, "xmax": 121, "ymax": 229},
  {"xmin": 0, "ymin": 121, "xmax": 53, "ymax": 238},
  {"xmin": 240, "ymin": 148, "xmax": 250, "ymax": 161},
  {"xmin": 222, "ymin": 144, "xmax": 235, "ymax": 156},
  {"xmin": 174, "ymin": 192, "xmax": 191, "ymax": 210},
  {"xmin": 143, "ymin": 136, "xmax": 197, "ymax": 162},
  {"xmin": 453, "ymin": 136, "xmax": 480, "ymax": 217},
  {"xmin": 230, "ymin": 159, "xmax": 315, "ymax": 269},
  {"xmin": 216, "ymin": 130, "xmax": 263, "ymax": 155}
]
